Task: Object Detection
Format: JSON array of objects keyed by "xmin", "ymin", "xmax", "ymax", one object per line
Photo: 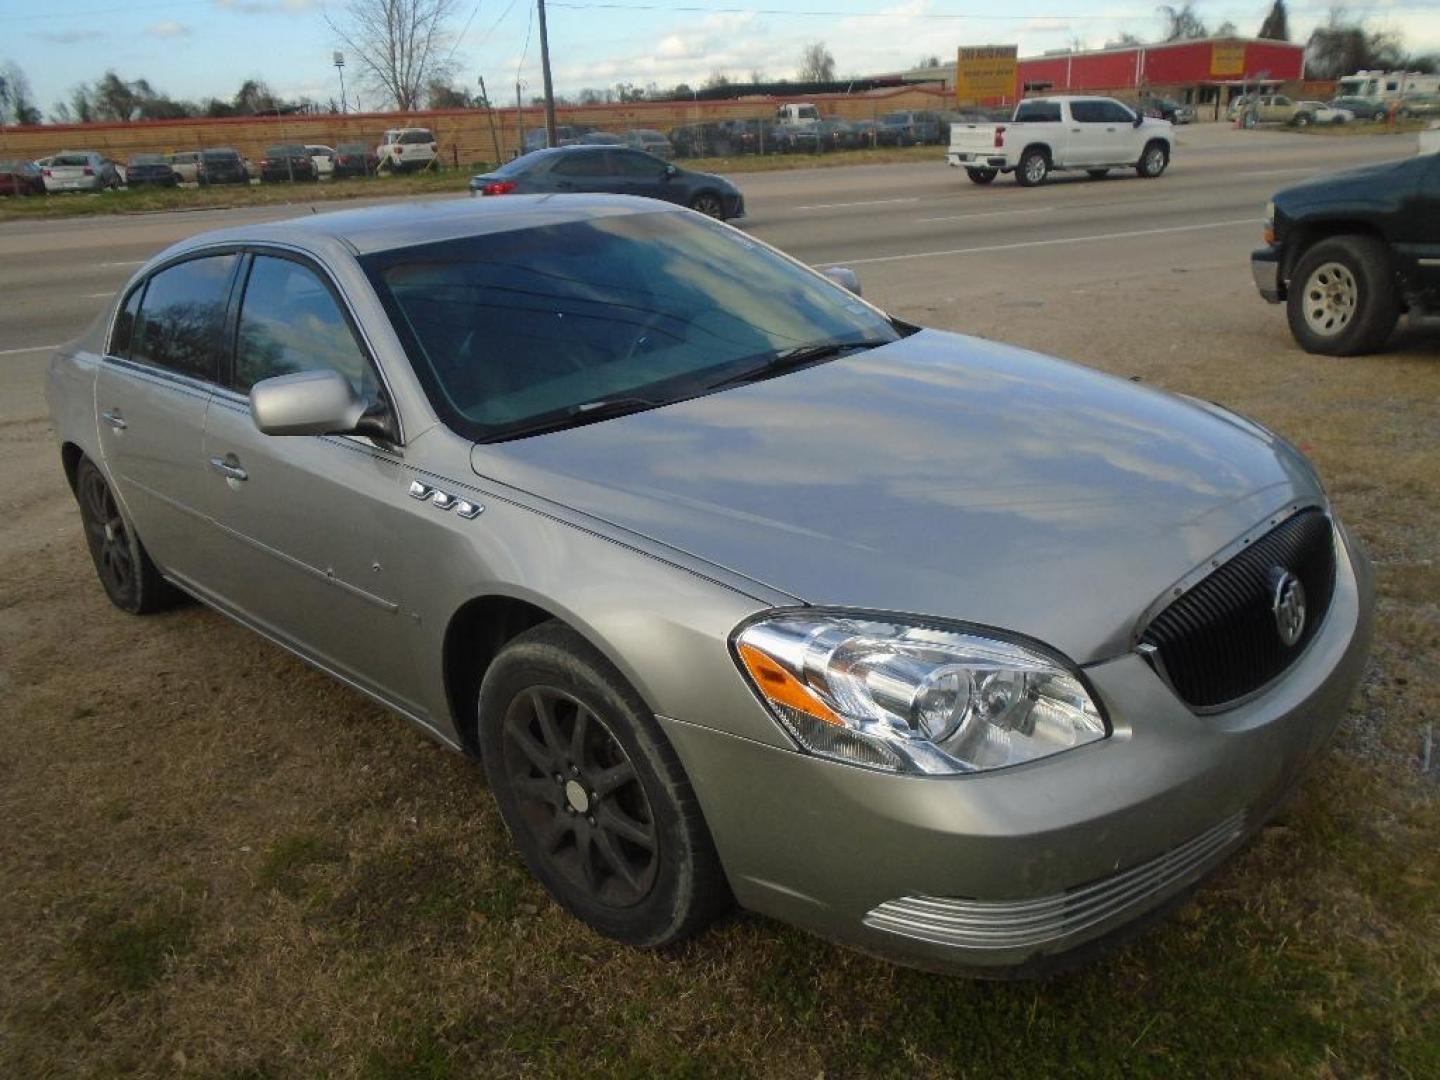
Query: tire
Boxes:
[
  {"xmin": 1285, "ymin": 235, "xmax": 1399, "ymax": 356},
  {"xmin": 1015, "ymin": 147, "xmax": 1049, "ymax": 187},
  {"xmin": 477, "ymin": 622, "xmax": 731, "ymax": 947},
  {"xmin": 74, "ymin": 458, "xmax": 181, "ymax": 614},
  {"xmin": 688, "ymin": 191, "xmax": 725, "ymax": 219},
  {"xmin": 1136, "ymin": 140, "xmax": 1169, "ymax": 178},
  {"xmin": 965, "ymin": 167, "xmax": 997, "ymax": 185},
  {"xmin": 1086, "ymin": 168, "xmax": 1110, "ymax": 179},
  {"xmin": 1294, "ymin": 113, "xmax": 1311, "ymax": 127}
]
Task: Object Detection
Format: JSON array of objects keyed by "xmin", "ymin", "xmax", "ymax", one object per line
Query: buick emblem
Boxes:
[{"xmin": 1271, "ymin": 570, "xmax": 1307, "ymax": 647}]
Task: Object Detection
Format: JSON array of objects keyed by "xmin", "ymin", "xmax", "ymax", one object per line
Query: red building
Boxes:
[{"xmin": 1014, "ymin": 36, "xmax": 1306, "ymax": 117}]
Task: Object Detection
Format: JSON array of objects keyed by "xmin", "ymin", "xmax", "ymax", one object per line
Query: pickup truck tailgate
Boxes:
[{"xmin": 949, "ymin": 125, "xmax": 1000, "ymax": 155}]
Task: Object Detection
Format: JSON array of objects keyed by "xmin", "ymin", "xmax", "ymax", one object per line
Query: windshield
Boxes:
[{"xmin": 361, "ymin": 209, "xmax": 897, "ymax": 442}]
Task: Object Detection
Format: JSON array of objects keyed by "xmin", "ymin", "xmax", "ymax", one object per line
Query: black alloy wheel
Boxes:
[
  {"xmin": 74, "ymin": 458, "xmax": 177, "ymax": 614},
  {"xmin": 689, "ymin": 192, "xmax": 725, "ymax": 219}
]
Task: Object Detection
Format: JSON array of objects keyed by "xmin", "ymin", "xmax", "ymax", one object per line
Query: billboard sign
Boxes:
[
  {"xmin": 956, "ymin": 45, "xmax": 1019, "ymax": 103},
  {"xmin": 1210, "ymin": 42, "xmax": 1247, "ymax": 77}
]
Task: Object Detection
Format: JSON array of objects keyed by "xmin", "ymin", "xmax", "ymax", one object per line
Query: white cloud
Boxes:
[
  {"xmin": 213, "ymin": 0, "xmax": 318, "ymax": 14},
  {"xmin": 146, "ymin": 21, "xmax": 192, "ymax": 38}
]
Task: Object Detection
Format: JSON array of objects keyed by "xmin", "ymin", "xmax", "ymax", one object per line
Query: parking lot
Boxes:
[{"xmin": 2, "ymin": 124, "xmax": 1437, "ymax": 1076}]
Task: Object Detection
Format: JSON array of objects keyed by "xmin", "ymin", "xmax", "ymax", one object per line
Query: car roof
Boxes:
[{"xmin": 161, "ymin": 194, "xmax": 681, "ymax": 259}]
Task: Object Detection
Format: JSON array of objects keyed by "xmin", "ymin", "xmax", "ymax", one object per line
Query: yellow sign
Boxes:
[
  {"xmin": 956, "ymin": 45, "xmax": 1018, "ymax": 103},
  {"xmin": 1210, "ymin": 42, "xmax": 1246, "ymax": 76}
]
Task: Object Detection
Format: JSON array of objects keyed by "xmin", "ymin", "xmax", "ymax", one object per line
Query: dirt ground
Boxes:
[{"xmin": 1, "ymin": 253, "xmax": 1438, "ymax": 1076}]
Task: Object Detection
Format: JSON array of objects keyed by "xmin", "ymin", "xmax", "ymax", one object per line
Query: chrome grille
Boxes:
[
  {"xmin": 1140, "ymin": 509, "xmax": 1336, "ymax": 710},
  {"xmin": 862, "ymin": 810, "xmax": 1246, "ymax": 952}
]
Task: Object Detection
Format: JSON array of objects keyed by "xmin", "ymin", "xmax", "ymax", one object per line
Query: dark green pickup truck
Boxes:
[{"xmin": 1252, "ymin": 153, "xmax": 1440, "ymax": 354}]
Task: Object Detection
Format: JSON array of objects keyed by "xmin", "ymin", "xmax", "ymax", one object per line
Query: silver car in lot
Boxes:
[
  {"xmin": 42, "ymin": 150, "xmax": 124, "ymax": 193},
  {"xmin": 47, "ymin": 197, "xmax": 1373, "ymax": 975}
]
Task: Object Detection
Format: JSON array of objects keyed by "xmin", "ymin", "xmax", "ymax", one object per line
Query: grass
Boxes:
[
  {"xmin": 0, "ymin": 208, "xmax": 1437, "ymax": 1076},
  {"xmin": 0, "ymin": 144, "xmax": 944, "ymax": 222},
  {"xmin": 1276, "ymin": 118, "xmax": 1433, "ymax": 137}
]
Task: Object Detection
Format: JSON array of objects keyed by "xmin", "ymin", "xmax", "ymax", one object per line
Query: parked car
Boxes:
[
  {"xmin": 305, "ymin": 145, "xmax": 337, "ymax": 178},
  {"xmin": 577, "ymin": 131, "xmax": 626, "ymax": 146},
  {"xmin": 713, "ymin": 119, "xmax": 779, "ymax": 155},
  {"xmin": 948, "ymin": 96, "xmax": 1172, "ymax": 186},
  {"xmin": 126, "ymin": 153, "xmax": 179, "ymax": 187},
  {"xmin": 815, "ymin": 119, "xmax": 860, "ymax": 151},
  {"xmin": 470, "ymin": 146, "xmax": 744, "ymax": 220},
  {"xmin": 1294, "ymin": 101, "xmax": 1354, "ymax": 125},
  {"xmin": 42, "ymin": 151, "xmax": 123, "ymax": 193},
  {"xmin": 522, "ymin": 126, "xmax": 586, "ymax": 153},
  {"xmin": 849, "ymin": 119, "xmax": 903, "ymax": 147},
  {"xmin": 879, "ymin": 111, "xmax": 943, "ymax": 145},
  {"xmin": 1397, "ymin": 93, "xmax": 1440, "ymax": 120},
  {"xmin": 333, "ymin": 142, "xmax": 381, "ymax": 178},
  {"xmin": 48, "ymin": 195, "xmax": 1373, "ymax": 976},
  {"xmin": 1328, "ymin": 96, "xmax": 1388, "ymax": 121},
  {"xmin": 667, "ymin": 123, "xmax": 731, "ymax": 158},
  {"xmin": 1235, "ymin": 94, "xmax": 1304, "ymax": 127},
  {"xmin": 1139, "ymin": 96, "xmax": 1194, "ymax": 124},
  {"xmin": 0, "ymin": 159, "xmax": 46, "ymax": 196},
  {"xmin": 169, "ymin": 151, "xmax": 204, "ymax": 184},
  {"xmin": 378, "ymin": 127, "xmax": 438, "ymax": 171},
  {"xmin": 199, "ymin": 148, "xmax": 250, "ymax": 185},
  {"xmin": 1252, "ymin": 153, "xmax": 1440, "ymax": 354},
  {"xmin": 258, "ymin": 144, "xmax": 318, "ymax": 183},
  {"xmin": 771, "ymin": 122, "xmax": 822, "ymax": 154},
  {"xmin": 622, "ymin": 129, "xmax": 674, "ymax": 159}
]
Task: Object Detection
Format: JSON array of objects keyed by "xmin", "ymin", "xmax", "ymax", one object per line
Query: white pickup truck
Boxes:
[{"xmin": 948, "ymin": 96, "xmax": 1173, "ymax": 187}]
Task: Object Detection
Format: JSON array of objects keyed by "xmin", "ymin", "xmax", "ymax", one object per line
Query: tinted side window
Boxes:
[
  {"xmin": 1069, "ymin": 101, "xmax": 1105, "ymax": 122},
  {"xmin": 110, "ymin": 286, "xmax": 144, "ymax": 358},
  {"xmin": 612, "ymin": 151, "xmax": 661, "ymax": 177},
  {"xmin": 131, "ymin": 255, "xmax": 236, "ymax": 380},
  {"xmin": 234, "ymin": 255, "xmax": 377, "ymax": 400},
  {"xmin": 550, "ymin": 152, "xmax": 607, "ymax": 177},
  {"xmin": 1099, "ymin": 101, "xmax": 1136, "ymax": 123},
  {"xmin": 1014, "ymin": 101, "xmax": 1061, "ymax": 122}
]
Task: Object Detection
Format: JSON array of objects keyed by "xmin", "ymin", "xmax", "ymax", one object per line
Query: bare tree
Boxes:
[
  {"xmin": 1157, "ymin": 2, "xmax": 1208, "ymax": 42},
  {"xmin": 0, "ymin": 62, "xmax": 43, "ymax": 125},
  {"xmin": 1105, "ymin": 32, "xmax": 1145, "ymax": 48},
  {"xmin": 1258, "ymin": 0, "xmax": 1289, "ymax": 40},
  {"xmin": 327, "ymin": 0, "xmax": 458, "ymax": 111},
  {"xmin": 1305, "ymin": 9, "xmax": 1403, "ymax": 79},
  {"xmin": 797, "ymin": 42, "xmax": 836, "ymax": 82}
]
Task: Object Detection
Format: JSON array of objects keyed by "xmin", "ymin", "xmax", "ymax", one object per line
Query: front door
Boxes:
[
  {"xmin": 609, "ymin": 149, "xmax": 673, "ymax": 202},
  {"xmin": 1065, "ymin": 100, "xmax": 1112, "ymax": 166},
  {"xmin": 95, "ymin": 252, "xmax": 239, "ymax": 586},
  {"xmin": 197, "ymin": 251, "xmax": 425, "ymax": 712}
]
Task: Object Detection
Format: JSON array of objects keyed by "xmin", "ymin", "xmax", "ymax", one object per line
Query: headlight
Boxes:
[{"xmin": 732, "ymin": 612, "xmax": 1107, "ymax": 775}]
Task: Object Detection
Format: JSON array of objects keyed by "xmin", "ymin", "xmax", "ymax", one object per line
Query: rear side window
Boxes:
[
  {"xmin": 54, "ymin": 154, "xmax": 92, "ymax": 167},
  {"xmin": 399, "ymin": 130, "xmax": 434, "ymax": 144},
  {"xmin": 1014, "ymin": 101, "xmax": 1061, "ymax": 122},
  {"xmin": 110, "ymin": 286, "xmax": 144, "ymax": 358},
  {"xmin": 233, "ymin": 255, "xmax": 377, "ymax": 400},
  {"xmin": 131, "ymin": 254, "xmax": 237, "ymax": 380}
]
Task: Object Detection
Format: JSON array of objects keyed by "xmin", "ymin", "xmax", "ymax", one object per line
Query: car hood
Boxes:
[
  {"xmin": 1278, "ymin": 156, "xmax": 1415, "ymax": 200},
  {"xmin": 470, "ymin": 330, "xmax": 1322, "ymax": 663}
]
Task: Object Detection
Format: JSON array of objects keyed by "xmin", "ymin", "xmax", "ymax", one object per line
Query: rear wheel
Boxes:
[
  {"xmin": 689, "ymin": 191, "xmax": 725, "ymax": 219},
  {"xmin": 478, "ymin": 622, "xmax": 731, "ymax": 947},
  {"xmin": 74, "ymin": 458, "xmax": 180, "ymax": 614},
  {"xmin": 1015, "ymin": 148, "xmax": 1049, "ymax": 187},
  {"xmin": 1294, "ymin": 113, "xmax": 1312, "ymax": 127},
  {"xmin": 965, "ymin": 167, "xmax": 997, "ymax": 185},
  {"xmin": 1285, "ymin": 235, "xmax": 1399, "ymax": 356}
]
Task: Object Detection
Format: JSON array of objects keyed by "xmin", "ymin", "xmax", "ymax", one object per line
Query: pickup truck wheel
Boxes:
[
  {"xmin": 1136, "ymin": 142, "xmax": 1169, "ymax": 178},
  {"xmin": 1086, "ymin": 168, "xmax": 1109, "ymax": 179},
  {"xmin": 1293, "ymin": 113, "xmax": 1312, "ymax": 127},
  {"xmin": 478, "ymin": 622, "xmax": 731, "ymax": 947},
  {"xmin": 965, "ymin": 167, "xmax": 997, "ymax": 184},
  {"xmin": 1016, "ymin": 148, "xmax": 1049, "ymax": 187},
  {"xmin": 1285, "ymin": 236, "xmax": 1399, "ymax": 356}
]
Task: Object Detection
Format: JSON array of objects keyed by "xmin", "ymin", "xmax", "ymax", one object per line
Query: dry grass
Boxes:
[{"xmin": 1, "ymin": 256, "xmax": 1438, "ymax": 1077}]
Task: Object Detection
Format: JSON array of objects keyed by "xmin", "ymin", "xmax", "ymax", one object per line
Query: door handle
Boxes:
[
  {"xmin": 1070, "ymin": 128, "xmax": 1081, "ymax": 133},
  {"xmin": 208, "ymin": 455, "xmax": 248, "ymax": 482},
  {"xmin": 101, "ymin": 409, "xmax": 127, "ymax": 430}
]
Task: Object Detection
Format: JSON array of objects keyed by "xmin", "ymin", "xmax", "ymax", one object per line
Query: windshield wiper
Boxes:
[
  {"xmin": 487, "ymin": 396, "xmax": 659, "ymax": 442},
  {"xmin": 706, "ymin": 339, "xmax": 885, "ymax": 391}
]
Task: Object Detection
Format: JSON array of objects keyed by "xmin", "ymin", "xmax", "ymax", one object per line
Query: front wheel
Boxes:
[
  {"xmin": 1136, "ymin": 141, "xmax": 1169, "ymax": 178},
  {"xmin": 477, "ymin": 622, "xmax": 731, "ymax": 947},
  {"xmin": 965, "ymin": 167, "xmax": 997, "ymax": 185},
  {"xmin": 74, "ymin": 458, "xmax": 180, "ymax": 614},
  {"xmin": 689, "ymin": 191, "xmax": 725, "ymax": 219},
  {"xmin": 1285, "ymin": 235, "xmax": 1399, "ymax": 356},
  {"xmin": 1015, "ymin": 148, "xmax": 1049, "ymax": 187},
  {"xmin": 1293, "ymin": 113, "xmax": 1312, "ymax": 127}
]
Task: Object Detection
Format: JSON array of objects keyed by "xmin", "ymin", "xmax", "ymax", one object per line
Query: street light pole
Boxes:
[
  {"xmin": 333, "ymin": 51, "xmax": 347, "ymax": 114},
  {"xmin": 536, "ymin": 0, "xmax": 558, "ymax": 147}
]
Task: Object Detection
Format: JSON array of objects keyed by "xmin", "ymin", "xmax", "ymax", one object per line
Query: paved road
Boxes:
[{"xmin": 0, "ymin": 124, "xmax": 1427, "ymax": 424}]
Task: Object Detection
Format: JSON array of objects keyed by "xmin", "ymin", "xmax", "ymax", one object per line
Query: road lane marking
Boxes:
[
  {"xmin": 821, "ymin": 218, "xmax": 1256, "ymax": 266},
  {"xmin": 83, "ymin": 291, "xmax": 115, "ymax": 298},
  {"xmin": 98, "ymin": 260, "xmax": 145, "ymax": 268},
  {"xmin": 0, "ymin": 344, "xmax": 60, "ymax": 357},
  {"xmin": 917, "ymin": 206, "xmax": 1058, "ymax": 222},
  {"xmin": 796, "ymin": 197, "xmax": 921, "ymax": 210}
]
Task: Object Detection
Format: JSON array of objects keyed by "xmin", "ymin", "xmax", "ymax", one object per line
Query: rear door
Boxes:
[
  {"xmin": 545, "ymin": 149, "xmax": 618, "ymax": 193},
  {"xmin": 197, "ymin": 250, "xmax": 425, "ymax": 710},
  {"xmin": 96, "ymin": 252, "xmax": 239, "ymax": 585}
]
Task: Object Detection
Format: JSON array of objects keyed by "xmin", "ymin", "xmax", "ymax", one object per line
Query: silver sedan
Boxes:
[{"xmin": 47, "ymin": 196, "xmax": 1373, "ymax": 975}]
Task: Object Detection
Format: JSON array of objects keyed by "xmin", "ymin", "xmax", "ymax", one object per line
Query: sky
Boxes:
[{"xmin": 4, "ymin": 0, "xmax": 1440, "ymax": 118}]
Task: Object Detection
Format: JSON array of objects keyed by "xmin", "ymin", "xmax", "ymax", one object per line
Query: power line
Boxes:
[
  {"xmin": 544, "ymin": 1, "xmax": 1440, "ymax": 18},
  {"xmin": 446, "ymin": 0, "xmax": 487, "ymax": 65}
]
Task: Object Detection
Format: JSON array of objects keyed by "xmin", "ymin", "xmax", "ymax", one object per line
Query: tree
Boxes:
[
  {"xmin": 1305, "ymin": 9, "xmax": 1403, "ymax": 79},
  {"xmin": 1215, "ymin": 20, "xmax": 1238, "ymax": 36},
  {"xmin": 915, "ymin": 54, "xmax": 941, "ymax": 69},
  {"xmin": 1157, "ymin": 3, "xmax": 1207, "ymax": 42},
  {"xmin": 1258, "ymin": 0, "xmax": 1289, "ymax": 40},
  {"xmin": 702, "ymin": 70, "xmax": 731, "ymax": 90},
  {"xmin": 797, "ymin": 41, "xmax": 836, "ymax": 82},
  {"xmin": 0, "ymin": 62, "xmax": 43, "ymax": 125},
  {"xmin": 426, "ymin": 79, "xmax": 474, "ymax": 108},
  {"xmin": 326, "ymin": 0, "xmax": 458, "ymax": 111},
  {"xmin": 1105, "ymin": 32, "xmax": 1145, "ymax": 48},
  {"xmin": 748, "ymin": 69, "xmax": 767, "ymax": 84}
]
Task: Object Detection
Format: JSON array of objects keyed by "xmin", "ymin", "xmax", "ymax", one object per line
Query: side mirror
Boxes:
[
  {"xmin": 250, "ymin": 369, "xmax": 388, "ymax": 439},
  {"xmin": 821, "ymin": 266, "xmax": 862, "ymax": 297},
  {"xmin": 663, "ymin": 163, "xmax": 678, "ymax": 179},
  {"xmin": 1133, "ymin": 113, "xmax": 1145, "ymax": 127}
]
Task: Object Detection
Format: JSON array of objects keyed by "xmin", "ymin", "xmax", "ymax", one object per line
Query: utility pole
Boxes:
[
  {"xmin": 536, "ymin": 0, "xmax": 558, "ymax": 147},
  {"xmin": 516, "ymin": 78, "xmax": 524, "ymax": 159},
  {"xmin": 479, "ymin": 75, "xmax": 502, "ymax": 165}
]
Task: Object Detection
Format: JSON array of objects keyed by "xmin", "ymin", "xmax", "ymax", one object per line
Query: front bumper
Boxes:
[
  {"xmin": 1252, "ymin": 245, "xmax": 1284, "ymax": 302},
  {"xmin": 723, "ymin": 192, "xmax": 746, "ymax": 220},
  {"xmin": 660, "ymin": 524, "xmax": 1373, "ymax": 974}
]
